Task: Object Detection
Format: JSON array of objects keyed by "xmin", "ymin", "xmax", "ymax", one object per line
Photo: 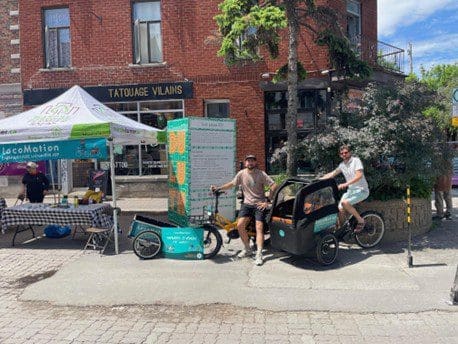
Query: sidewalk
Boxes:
[{"xmin": 6, "ymin": 191, "xmax": 454, "ymax": 314}]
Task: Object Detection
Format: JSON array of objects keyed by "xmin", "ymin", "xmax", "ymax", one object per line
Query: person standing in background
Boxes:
[
  {"xmin": 433, "ymin": 163, "xmax": 453, "ymax": 220},
  {"xmin": 19, "ymin": 162, "xmax": 50, "ymax": 203}
]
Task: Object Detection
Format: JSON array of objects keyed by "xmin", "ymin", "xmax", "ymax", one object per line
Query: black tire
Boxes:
[
  {"xmin": 355, "ymin": 211, "xmax": 385, "ymax": 248},
  {"xmin": 203, "ymin": 224, "xmax": 223, "ymax": 259},
  {"xmin": 133, "ymin": 230, "xmax": 162, "ymax": 259},
  {"xmin": 316, "ymin": 233, "xmax": 339, "ymax": 266}
]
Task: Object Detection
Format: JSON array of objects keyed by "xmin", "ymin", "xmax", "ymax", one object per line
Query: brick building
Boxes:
[
  {"xmin": 13, "ymin": 0, "xmax": 403, "ymax": 193},
  {"xmin": 0, "ymin": 0, "xmax": 22, "ymax": 119}
]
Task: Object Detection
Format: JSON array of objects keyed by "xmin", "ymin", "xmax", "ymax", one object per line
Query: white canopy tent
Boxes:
[{"xmin": 0, "ymin": 85, "xmax": 164, "ymax": 253}]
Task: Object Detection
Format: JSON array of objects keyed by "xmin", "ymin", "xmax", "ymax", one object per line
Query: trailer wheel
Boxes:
[
  {"xmin": 133, "ymin": 230, "xmax": 161, "ymax": 259},
  {"xmin": 316, "ymin": 233, "xmax": 339, "ymax": 266}
]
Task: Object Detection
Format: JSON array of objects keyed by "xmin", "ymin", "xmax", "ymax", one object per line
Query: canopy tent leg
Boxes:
[
  {"xmin": 48, "ymin": 160, "xmax": 57, "ymax": 204},
  {"xmin": 108, "ymin": 138, "xmax": 119, "ymax": 254}
]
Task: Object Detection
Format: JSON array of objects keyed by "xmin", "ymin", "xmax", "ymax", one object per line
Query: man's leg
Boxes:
[
  {"xmin": 340, "ymin": 199, "xmax": 363, "ymax": 224},
  {"xmin": 255, "ymin": 220, "xmax": 264, "ymax": 252},
  {"xmin": 444, "ymin": 189, "xmax": 453, "ymax": 219},
  {"xmin": 434, "ymin": 189, "xmax": 445, "ymax": 218},
  {"xmin": 237, "ymin": 216, "xmax": 253, "ymax": 257},
  {"xmin": 254, "ymin": 220, "xmax": 264, "ymax": 265},
  {"xmin": 237, "ymin": 216, "xmax": 251, "ymax": 248}
]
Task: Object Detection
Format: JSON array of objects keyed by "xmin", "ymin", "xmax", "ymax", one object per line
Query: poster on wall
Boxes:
[
  {"xmin": 88, "ymin": 169, "xmax": 110, "ymax": 196},
  {"xmin": 167, "ymin": 117, "xmax": 236, "ymax": 227}
]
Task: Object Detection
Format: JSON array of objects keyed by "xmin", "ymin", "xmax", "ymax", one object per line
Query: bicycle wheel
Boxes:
[
  {"xmin": 133, "ymin": 230, "xmax": 162, "ymax": 259},
  {"xmin": 203, "ymin": 224, "xmax": 223, "ymax": 259},
  {"xmin": 316, "ymin": 233, "xmax": 339, "ymax": 266},
  {"xmin": 355, "ymin": 211, "xmax": 385, "ymax": 248}
]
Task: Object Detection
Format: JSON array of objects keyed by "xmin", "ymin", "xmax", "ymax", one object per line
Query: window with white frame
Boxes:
[
  {"xmin": 133, "ymin": 1, "xmax": 162, "ymax": 64},
  {"xmin": 347, "ymin": 0, "xmax": 361, "ymax": 50},
  {"xmin": 205, "ymin": 100, "xmax": 230, "ymax": 118},
  {"xmin": 105, "ymin": 100, "xmax": 183, "ymax": 176},
  {"xmin": 43, "ymin": 8, "xmax": 71, "ymax": 68}
]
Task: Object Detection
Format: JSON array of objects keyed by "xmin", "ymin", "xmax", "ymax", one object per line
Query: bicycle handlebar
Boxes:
[{"xmin": 212, "ymin": 189, "xmax": 225, "ymax": 197}]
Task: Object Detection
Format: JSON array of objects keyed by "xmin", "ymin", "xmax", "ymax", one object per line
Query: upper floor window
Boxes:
[
  {"xmin": 347, "ymin": 0, "xmax": 361, "ymax": 44},
  {"xmin": 43, "ymin": 8, "xmax": 71, "ymax": 68},
  {"xmin": 133, "ymin": 1, "xmax": 162, "ymax": 64}
]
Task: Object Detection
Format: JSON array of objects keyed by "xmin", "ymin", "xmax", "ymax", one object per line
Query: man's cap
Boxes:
[
  {"xmin": 245, "ymin": 154, "xmax": 256, "ymax": 161},
  {"xmin": 26, "ymin": 162, "xmax": 37, "ymax": 168}
]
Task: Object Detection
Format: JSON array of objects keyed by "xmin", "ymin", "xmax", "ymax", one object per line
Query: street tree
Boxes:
[
  {"xmin": 215, "ymin": 0, "xmax": 370, "ymax": 176},
  {"xmin": 419, "ymin": 63, "xmax": 458, "ymax": 135}
]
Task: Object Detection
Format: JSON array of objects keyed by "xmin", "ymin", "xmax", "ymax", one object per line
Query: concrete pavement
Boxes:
[
  {"xmin": 3, "ymin": 191, "xmax": 456, "ymax": 314},
  {"xmin": 0, "ymin": 192, "xmax": 457, "ymax": 343}
]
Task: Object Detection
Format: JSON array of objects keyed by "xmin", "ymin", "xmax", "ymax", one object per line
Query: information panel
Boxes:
[{"xmin": 167, "ymin": 117, "xmax": 236, "ymax": 226}]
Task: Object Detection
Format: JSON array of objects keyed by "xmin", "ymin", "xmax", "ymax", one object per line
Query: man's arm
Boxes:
[
  {"xmin": 42, "ymin": 174, "xmax": 50, "ymax": 195},
  {"xmin": 338, "ymin": 169, "xmax": 363, "ymax": 190},
  {"xmin": 211, "ymin": 180, "xmax": 236, "ymax": 192},
  {"xmin": 319, "ymin": 168, "xmax": 340, "ymax": 180},
  {"xmin": 268, "ymin": 182, "xmax": 278, "ymax": 200}
]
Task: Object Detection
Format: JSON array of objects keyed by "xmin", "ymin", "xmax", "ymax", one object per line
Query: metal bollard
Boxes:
[
  {"xmin": 451, "ymin": 265, "xmax": 458, "ymax": 305},
  {"xmin": 406, "ymin": 186, "xmax": 413, "ymax": 268}
]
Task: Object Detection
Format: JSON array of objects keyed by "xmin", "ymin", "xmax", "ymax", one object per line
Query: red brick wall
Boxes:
[
  {"xmin": 362, "ymin": 0, "xmax": 377, "ymax": 42},
  {"xmin": 0, "ymin": 0, "xmax": 20, "ymax": 84},
  {"xmin": 18, "ymin": 0, "xmax": 377, "ymax": 167},
  {"xmin": 0, "ymin": 0, "xmax": 22, "ymax": 119}
]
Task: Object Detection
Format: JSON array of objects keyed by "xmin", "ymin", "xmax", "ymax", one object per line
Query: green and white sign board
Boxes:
[{"xmin": 167, "ymin": 117, "xmax": 236, "ymax": 227}]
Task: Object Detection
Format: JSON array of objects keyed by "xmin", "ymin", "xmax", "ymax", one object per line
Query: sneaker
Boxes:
[
  {"xmin": 432, "ymin": 215, "xmax": 444, "ymax": 220},
  {"xmin": 237, "ymin": 248, "xmax": 253, "ymax": 258},
  {"xmin": 255, "ymin": 253, "xmax": 263, "ymax": 266},
  {"xmin": 445, "ymin": 213, "xmax": 452, "ymax": 220}
]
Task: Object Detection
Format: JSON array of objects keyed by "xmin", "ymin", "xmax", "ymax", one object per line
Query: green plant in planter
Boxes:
[{"xmin": 297, "ymin": 81, "xmax": 450, "ymax": 201}]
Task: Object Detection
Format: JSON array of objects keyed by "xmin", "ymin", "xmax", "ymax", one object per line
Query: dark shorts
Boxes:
[{"xmin": 238, "ymin": 204, "xmax": 267, "ymax": 222}]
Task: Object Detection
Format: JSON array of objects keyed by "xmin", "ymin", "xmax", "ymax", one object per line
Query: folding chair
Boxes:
[{"xmin": 83, "ymin": 207, "xmax": 120, "ymax": 255}]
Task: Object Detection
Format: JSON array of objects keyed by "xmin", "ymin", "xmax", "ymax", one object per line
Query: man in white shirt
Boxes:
[{"xmin": 320, "ymin": 145, "xmax": 369, "ymax": 232}]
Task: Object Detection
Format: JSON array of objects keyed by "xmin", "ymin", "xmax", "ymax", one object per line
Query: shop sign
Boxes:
[
  {"xmin": 24, "ymin": 82, "xmax": 194, "ymax": 106},
  {"xmin": 0, "ymin": 138, "xmax": 107, "ymax": 163}
]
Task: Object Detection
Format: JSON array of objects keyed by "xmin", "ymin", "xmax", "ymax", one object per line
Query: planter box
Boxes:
[{"xmin": 356, "ymin": 198, "xmax": 432, "ymax": 243}]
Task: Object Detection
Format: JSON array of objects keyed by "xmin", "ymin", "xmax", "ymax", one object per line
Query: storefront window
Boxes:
[
  {"xmin": 265, "ymin": 89, "xmax": 327, "ymax": 174},
  {"xmin": 105, "ymin": 100, "xmax": 184, "ymax": 176}
]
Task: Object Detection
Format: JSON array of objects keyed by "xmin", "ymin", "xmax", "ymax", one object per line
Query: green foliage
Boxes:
[
  {"xmin": 296, "ymin": 82, "xmax": 450, "ymax": 201},
  {"xmin": 376, "ymin": 51, "xmax": 400, "ymax": 72},
  {"xmin": 419, "ymin": 63, "xmax": 458, "ymax": 133},
  {"xmin": 272, "ymin": 173, "xmax": 289, "ymax": 186},
  {"xmin": 272, "ymin": 62, "xmax": 307, "ymax": 83},
  {"xmin": 405, "ymin": 73, "xmax": 419, "ymax": 83},
  {"xmin": 420, "ymin": 63, "xmax": 458, "ymax": 90},
  {"xmin": 315, "ymin": 30, "xmax": 372, "ymax": 80},
  {"xmin": 215, "ymin": 1, "xmax": 287, "ymax": 65}
]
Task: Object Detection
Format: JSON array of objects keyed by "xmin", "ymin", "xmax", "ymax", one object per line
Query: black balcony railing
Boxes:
[{"xmin": 349, "ymin": 35, "xmax": 405, "ymax": 74}]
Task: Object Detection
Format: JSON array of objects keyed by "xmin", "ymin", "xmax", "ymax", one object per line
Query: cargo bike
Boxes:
[
  {"xmin": 129, "ymin": 177, "xmax": 384, "ymax": 265},
  {"xmin": 268, "ymin": 178, "xmax": 385, "ymax": 265}
]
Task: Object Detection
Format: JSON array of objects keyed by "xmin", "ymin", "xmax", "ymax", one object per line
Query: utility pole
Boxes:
[{"xmin": 407, "ymin": 43, "xmax": 413, "ymax": 75}]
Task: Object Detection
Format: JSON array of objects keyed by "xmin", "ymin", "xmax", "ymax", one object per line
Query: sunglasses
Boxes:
[{"xmin": 340, "ymin": 151, "xmax": 349, "ymax": 155}]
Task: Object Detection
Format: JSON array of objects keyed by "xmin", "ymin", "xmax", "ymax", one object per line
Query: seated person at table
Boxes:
[
  {"xmin": 80, "ymin": 188, "xmax": 103, "ymax": 204},
  {"xmin": 19, "ymin": 162, "xmax": 49, "ymax": 203}
]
